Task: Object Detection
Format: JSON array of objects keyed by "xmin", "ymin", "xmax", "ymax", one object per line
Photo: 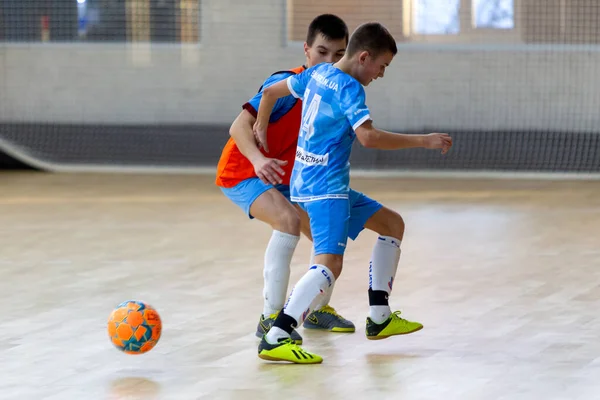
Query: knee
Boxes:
[
  {"xmin": 273, "ymin": 208, "xmax": 301, "ymax": 235},
  {"xmin": 382, "ymin": 211, "xmax": 405, "ymax": 240},
  {"xmin": 314, "ymin": 254, "xmax": 343, "ymax": 279},
  {"xmin": 326, "ymin": 260, "xmax": 343, "ymax": 280},
  {"xmin": 301, "ymin": 225, "xmax": 313, "ymax": 242},
  {"xmin": 330, "ymin": 264, "xmax": 343, "ymax": 280},
  {"xmin": 295, "ymin": 205, "xmax": 313, "ymax": 242}
]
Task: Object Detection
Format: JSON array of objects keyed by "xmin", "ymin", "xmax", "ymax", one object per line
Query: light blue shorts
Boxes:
[
  {"xmin": 220, "ymin": 177, "xmax": 290, "ymax": 219},
  {"xmin": 298, "ymin": 192, "xmax": 383, "ymax": 256},
  {"xmin": 221, "ymin": 178, "xmax": 382, "ymax": 246}
]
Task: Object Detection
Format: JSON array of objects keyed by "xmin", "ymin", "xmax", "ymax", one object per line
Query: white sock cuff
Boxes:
[
  {"xmin": 272, "ymin": 230, "xmax": 300, "ymax": 248},
  {"xmin": 309, "ymin": 264, "xmax": 335, "ymax": 288},
  {"xmin": 378, "ymin": 236, "xmax": 401, "ymax": 248}
]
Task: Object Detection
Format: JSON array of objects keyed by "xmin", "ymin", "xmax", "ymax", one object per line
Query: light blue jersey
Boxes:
[{"xmin": 286, "ymin": 63, "xmax": 371, "ymax": 203}]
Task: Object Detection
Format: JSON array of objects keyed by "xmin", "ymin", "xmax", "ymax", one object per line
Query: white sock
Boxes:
[
  {"xmin": 265, "ymin": 264, "xmax": 335, "ymax": 344},
  {"xmin": 312, "ymin": 281, "xmax": 334, "ymax": 311},
  {"xmin": 284, "ymin": 264, "xmax": 335, "ymax": 325},
  {"xmin": 369, "ymin": 236, "xmax": 401, "ymax": 324},
  {"xmin": 262, "ymin": 230, "xmax": 300, "ymax": 317},
  {"xmin": 370, "ymin": 306, "xmax": 392, "ymax": 324},
  {"xmin": 264, "ymin": 326, "xmax": 290, "ymax": 344},
  {"xmin": 308, "ymin": 247, "xmax": 333, "ymax": 311}
]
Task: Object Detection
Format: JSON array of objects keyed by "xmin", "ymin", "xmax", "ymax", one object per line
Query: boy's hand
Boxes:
[
  {"xmin": 252, "ymin": 155, "xmax": 288, "ymax": 185},
  {"xmin": 252, "ymin": 121, "xmax": 270, "ymax": 153},
  {"xmin": 424, "ymin": 133, "xmax": 453, "ymax": 154}
]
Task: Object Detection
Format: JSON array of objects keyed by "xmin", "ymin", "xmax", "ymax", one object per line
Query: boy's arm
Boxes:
[
  {"xmin": 253, "ymin": 80, "xmax": 293, "ymax": 153},
  {"xmin": 229, "ymin": 109, "xmax": 288, "ymax": 185},
  {"xmin": 229, "ymin": 110, "xmax": 262, "ymax": 164},
  {"xmin": 341, "ymin": 81, "xmax": 452, "ymax": 154},
  {"xmin": 355, "ymin": 120, "xmax": 453, "ymax": 154}
]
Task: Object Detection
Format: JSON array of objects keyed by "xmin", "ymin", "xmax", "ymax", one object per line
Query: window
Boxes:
[
  {"xmin": 284, "ymin": 0, "xmax": 517, "ymax": 43},
  {"xmin": 402, "ymin": 0, "xmax": 519, "ymax": 43},
  {"xmin": 0, "ymin": 0, "xmax": 200, "ymax": 43},
  {"xmin": 473, "ymin": 0, "xmax": 515, "ymax": 29},
  {"xmin": 413, "ymin": 0, "xmax": 460, "ymax": 35}
]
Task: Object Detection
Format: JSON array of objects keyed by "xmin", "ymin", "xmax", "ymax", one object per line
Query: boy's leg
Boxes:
[
  {"xmin": 302, "ymin": 244, "xmax": 355, "ymax": 332},
  {"xmin": 301, "ymin": 191, "xmax": 380, "ymax": 332},
  {"xmin": 298, "ymin": 206, "xmax": 355, "ymax": 333},
  {"xmin": 343, "ymin": 189, "xmax": 424, "ymax": 339},
  {"xmin": 220, "ymin": 178, "xmax": 303, "ymax": 344},
  {"xmin": 294, "ymin": 203, "xmax": 313, "ymax": 241},
  {"xmin": 258, "ymin": 199, "xmax": 349, "ymax": 364}
]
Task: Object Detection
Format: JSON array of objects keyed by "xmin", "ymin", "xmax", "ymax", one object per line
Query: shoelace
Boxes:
[
  {"xmin": 319, "ymin": 305, "xmax": 341, "ymax": 316},
  {"xmin": 277, "ymin": 337, "xmax": 295, "ymax": 345},
  {"xmin": 391, "ymin": 310, "xmax": 411, "ymax": 322},
  {"xmin": 277, "ymin": 337, "xmax": 307, "ymax": 351}
]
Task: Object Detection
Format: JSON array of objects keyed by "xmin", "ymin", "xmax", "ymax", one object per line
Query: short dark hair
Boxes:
[
  {"xmin": 346, "ymin": 22, "xmax": 397, "ymax": 58},
  {"xmin": 306, "ymin": 14, "xmax": 349, "ymax": 46}
]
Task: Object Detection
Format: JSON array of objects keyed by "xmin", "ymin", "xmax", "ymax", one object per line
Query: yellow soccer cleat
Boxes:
[
  {"xmin": 365, "ymin": 311, "xmax": 423, "ymax": 340},
  {"xmin": 258, "ymin": 337, "xmax": 323, "ymax": 364}
]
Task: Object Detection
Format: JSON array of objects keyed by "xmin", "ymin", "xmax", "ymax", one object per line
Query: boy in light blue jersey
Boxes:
[{"xmin": 253, "ymin": 22, "xmax": 453, "ymax": 364}]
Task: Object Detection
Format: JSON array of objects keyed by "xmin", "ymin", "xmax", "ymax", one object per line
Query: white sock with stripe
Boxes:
[
  {"xmin": 369, "ymin": 236, "xmax": 401, "ymax": 324},
  {"xmin": 265, "ymin": 264, "xmax": 335, "ymax": 343}
]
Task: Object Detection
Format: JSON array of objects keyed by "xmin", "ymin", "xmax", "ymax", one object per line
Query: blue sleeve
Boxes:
[
  {"xmin": 340, "ymin": 80, "xmax": 371, "ymax": 131},
  {"xmin": 244, "ymin": 72, "xmax": 298, "ymax": 122},
  {"xmin": 286, "ymin": 67, "xmax": 313, "ymax": 100}
]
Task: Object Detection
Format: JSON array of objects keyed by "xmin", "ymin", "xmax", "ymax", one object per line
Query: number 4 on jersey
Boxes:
[{"xmin": 301, "ymin": 88, "xmax": 322, "ymax": 141}]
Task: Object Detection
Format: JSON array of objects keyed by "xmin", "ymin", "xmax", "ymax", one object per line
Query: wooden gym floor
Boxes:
[{"xmin": 1, "ymin": 171, "xmax": 600, "ymax": 400}]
